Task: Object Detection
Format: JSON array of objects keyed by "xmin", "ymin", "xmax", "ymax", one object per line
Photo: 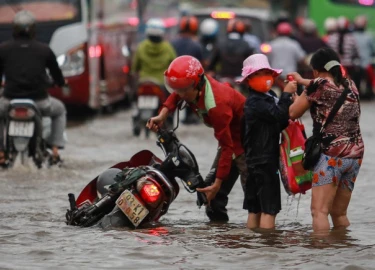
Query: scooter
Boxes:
[
  {"xmin": 66, "ymin": 103, "xmax": 207, "ymax": 229},
  {"xmin": 2, "ymin": 99, "xmax": 52, "ymax": 168},
  {"xmin": 132, "ymin": 79, "xmax": 166, "ymax": 138}
]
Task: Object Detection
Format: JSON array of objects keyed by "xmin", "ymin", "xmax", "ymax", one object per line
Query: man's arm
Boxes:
[
  {"xmin": 209, "ymin": 106, "xmax": 234, "ymax": 180},
  {"xmin": 162, "ymin": 92, "xmax": 181, "ymax": 113},
  {"xmin": 196, "ymin": 105, "xmax": 234, "ymax": 203},
  {"xmin": 46, "ymin": 48, "xmax": 65, "ymax": 87}
]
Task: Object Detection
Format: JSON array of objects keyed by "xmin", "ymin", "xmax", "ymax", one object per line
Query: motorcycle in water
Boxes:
[
  {"xmin": 132, "ymin": 79, "xmax": 167, "ymax": 138},
  {"xmin": 66, "ymin": 105, "xmax": 208, "ymax": 229},
  {"xmin": 2, "ymin": 99, "xmax": 58, "ymax": 168}
]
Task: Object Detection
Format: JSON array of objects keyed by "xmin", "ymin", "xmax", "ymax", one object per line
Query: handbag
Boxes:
[
  {"xmin": 279, "ymin": 119, "xmax": 313, "ymax": 195},
  {"xmin": 302, "ymin": 87, "xmax": 350, "ymax": 170}
]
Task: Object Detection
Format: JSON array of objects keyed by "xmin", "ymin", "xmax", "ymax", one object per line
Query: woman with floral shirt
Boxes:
[{"xmin": 288, "ymin": 47, "xmax": 364, "ymax": 233}]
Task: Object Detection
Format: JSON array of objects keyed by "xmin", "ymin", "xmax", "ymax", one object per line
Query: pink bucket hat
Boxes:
[{"xmin": 236, "ymin": 54, "xmax": 282, "ymax": 83}]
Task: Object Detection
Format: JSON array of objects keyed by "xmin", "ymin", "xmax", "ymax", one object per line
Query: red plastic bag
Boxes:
[{"xmin": 279, "ymin": 120, "xmax": 312, "ymax": 195}]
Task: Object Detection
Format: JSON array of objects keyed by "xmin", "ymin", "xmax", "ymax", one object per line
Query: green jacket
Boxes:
[{"xmin": 132, "ymin": 39, "xmax": 177, "ymax": 85}]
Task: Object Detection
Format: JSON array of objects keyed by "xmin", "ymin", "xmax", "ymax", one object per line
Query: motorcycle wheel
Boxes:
[
  {"xmin": 133, "ymin": 126, "xmax": 141, "ymax": 137},
  {"xmin": 20, "ymin": 150, "xmax": 28, "ymax": 166}
]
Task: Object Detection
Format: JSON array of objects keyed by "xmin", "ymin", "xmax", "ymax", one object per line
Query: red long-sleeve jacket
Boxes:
[{"xmin": 162, "ymin": 75, "xmax": 245, "ymax": 180}]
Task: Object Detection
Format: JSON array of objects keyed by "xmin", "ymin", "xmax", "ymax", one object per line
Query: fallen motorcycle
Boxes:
[{"xmin": 66, "ymin": 106, "xmax": 207, "ymax": 229}]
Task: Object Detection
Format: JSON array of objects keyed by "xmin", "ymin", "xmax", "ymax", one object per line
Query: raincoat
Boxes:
[
  {"xmin": 131, "ymin": 39, "xmax": 176, "ymax": 84},
  {"xmin": 163, "ymin": 75, "xmax": 245, "ymax": 180}
]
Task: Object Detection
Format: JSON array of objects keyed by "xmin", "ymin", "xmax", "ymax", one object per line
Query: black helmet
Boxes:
[
  {"xmin": 96, "ymin": 168, "xmax": 122, "ymax": 198},
  {"xmin": 13, "ymin": 10, "xmax": 36, "ymax": 39}
]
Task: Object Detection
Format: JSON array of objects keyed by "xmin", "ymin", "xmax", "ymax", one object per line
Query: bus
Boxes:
[
  {"xmin": 308, "ymin": 0, "xmax": 375, "ymax": 35},
  {"xmin": 0, "ymin": 0, "xmax": 138, "ymax": 110}
]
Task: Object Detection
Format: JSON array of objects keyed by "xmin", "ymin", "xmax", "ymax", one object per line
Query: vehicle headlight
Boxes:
[{"xmin": 57, "ymin": 45, "xmax": 85, "ymax": 77}]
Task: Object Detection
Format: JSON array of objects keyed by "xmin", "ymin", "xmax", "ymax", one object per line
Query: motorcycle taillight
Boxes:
[
  {"xmin": 9, "ymin": 107, "xmax": 35, "ymax": 119},
  {"xmin": 140, "ymin": 183, "xmax": 160, "ymax": 204}
]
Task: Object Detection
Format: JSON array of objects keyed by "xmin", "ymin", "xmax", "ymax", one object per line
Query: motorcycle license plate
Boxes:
[
  {"xmin": 137, "ymin": 96, "xmax": 159, "ymax": 109},
  {"xmin": 8, "ymin": 121, "xmax": 34, "ymax": 137},
  {"xmin": 116, "ymin": 190, "xmax": 149, "ymax": 227}
]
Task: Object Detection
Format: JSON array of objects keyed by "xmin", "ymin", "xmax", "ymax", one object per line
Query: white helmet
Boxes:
[
  {"xmin": 145, "ymin": 18, "xmax": 165, "ymax": 37},
  {"xmin": 199, "ymin": 18, "xmax": 219, "ymax": 38},
  {"xmin": 337, "ymin": 16, "xmax": 350, "ymax": 31},
  {"xmin": 301, "ymin": 19, "xmax": 317, "ymax": 34},
  {"xmin": 354, "ymin": 15, "xmax": 367, "ymax": 29},
  {"xmin": 324, "ymin": 17, "xmax": 337, "ymax": 32}
]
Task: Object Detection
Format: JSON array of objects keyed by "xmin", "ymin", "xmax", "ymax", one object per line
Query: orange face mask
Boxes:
[{"xmin": 247, "ymin": 75, "xmax": 274, "ymax": 93}]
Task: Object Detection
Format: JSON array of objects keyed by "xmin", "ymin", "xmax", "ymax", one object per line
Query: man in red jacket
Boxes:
[{"xmin": 147, "ymin": 55, "xmax": 248, "ymax": 222}]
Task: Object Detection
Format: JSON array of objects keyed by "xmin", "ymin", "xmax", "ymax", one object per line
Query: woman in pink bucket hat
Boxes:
[
  {"xmin": 236, "ymin": 53, "xmax": 282, "ymax": 85},
  {"xmin": 241, "ymin": 53, "xmax": 297, "ymax": 229}
]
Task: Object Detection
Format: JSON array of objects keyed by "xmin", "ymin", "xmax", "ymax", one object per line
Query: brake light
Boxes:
[
  {"xmin": 138, "ymin": 85, "xmax": 160, "ymax": 95},
  {"xmin": 127, "ymin": 17, "xmax": 139, "ymax": 26},
  {"xmin": 260, "ymin": 43, "xmax": 272, "ymax": 54},
  {"xmin": 89, "ymin": 45, "xmax": 102, "ymax": 58},
  {"xmin": 9, "ymin": 107, "xmax": 35, "ymax": 119},
  {"xmin": 140, "ymin": 183, "xmax": 160, "ymax": 203},
  {"xmin": 122, "ymin": 65, "xmax": 130, "ymax": 74},
  {"xmin": 211, "ymin": 11, "xmax": 235, "ymax": 19}
]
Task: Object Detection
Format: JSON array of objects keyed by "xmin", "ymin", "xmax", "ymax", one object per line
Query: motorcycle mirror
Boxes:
[{"xmin": 173, "ymin": 100, "xmax": 187, "ymax": 132}]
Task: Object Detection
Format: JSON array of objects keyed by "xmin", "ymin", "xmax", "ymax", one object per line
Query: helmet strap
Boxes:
[{"xmin": 194, "ymin": 74, "xmax": 205, "ymax": 102}]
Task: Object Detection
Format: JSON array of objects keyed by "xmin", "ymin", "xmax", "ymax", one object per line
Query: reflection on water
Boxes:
[
  {"xmin": 117, "ymin": 220, "xmax": 366, "ymax": 251},
  {"xmin": 1, "ymin": 105, "xmax": 375, "ymax": 269}
]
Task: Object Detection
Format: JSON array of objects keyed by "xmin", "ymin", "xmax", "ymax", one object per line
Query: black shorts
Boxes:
[{"xmin": 243, "ymin": 162, "xmax": 281, "ymax": 215}]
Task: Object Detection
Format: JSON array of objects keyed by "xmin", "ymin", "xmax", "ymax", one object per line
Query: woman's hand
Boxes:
[
  {"xmin": 196, "ymin": 178, "xmax": 222, "ymax": 205},
  {"xmin": 287, "ymin": 72, "xmax": 311, "ymax": 86},
  {"xmin": 287, "ymin": 72, "xmax": 303, "ymax": 84}
]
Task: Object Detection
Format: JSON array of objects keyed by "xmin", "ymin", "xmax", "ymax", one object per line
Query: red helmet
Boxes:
[
  {"xmin": 227, "ymin": 19, "xmax": 245, "ymax": 34},
  {"xmin": 164, "ymin": 56, "xmax": 204, "ymax": 94},
  {"xmin": 179, "ymin": 16, "xmax": 199, "ymax": 35},
  {"xmin": 276, "ymin": 22, "xmax": 292, "ymax": 35}
]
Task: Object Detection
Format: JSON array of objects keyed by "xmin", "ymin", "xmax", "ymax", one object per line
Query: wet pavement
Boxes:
[{"xmin": 1, "ymin": 102, "xmax": 375, "ymax": 270}]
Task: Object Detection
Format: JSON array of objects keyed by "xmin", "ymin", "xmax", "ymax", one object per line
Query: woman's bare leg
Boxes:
[{"xmin": 311, "ymin": 183, "xmax": 338, "ymax": 232}]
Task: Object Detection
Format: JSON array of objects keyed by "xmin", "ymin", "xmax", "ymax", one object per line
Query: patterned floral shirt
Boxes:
[{"xmin": 305, "ymin": 78, "xmax": 364, "ymax": 159}]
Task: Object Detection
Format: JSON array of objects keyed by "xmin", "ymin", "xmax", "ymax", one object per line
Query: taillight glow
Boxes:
[
  {"xmin": 140, "ymin": 184, "xmax": 160, "ymax": 203},
  {"xmin": 89, "ymin": 45, "xmax": 102, "ymax": 58},
  {"xmin": 122, "ymin": 65, "xmax": 130, "ymax": 74},
  {"xmin": 127, "ymin": 17, "xmax": 139, "ymax": 26},
  {"xmin": 9, "ymin": 107, "xmax": 34, "ymax": 119},
  {"xmin": 260, "ymin": 43, "xmax": 272, "ymax": 54},
  {"xmin": 211, "ymin": 11, "xmax": 235, "ymax": 19}
]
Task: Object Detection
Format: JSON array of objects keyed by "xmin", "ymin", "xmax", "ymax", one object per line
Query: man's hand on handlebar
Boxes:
[
  {"xmin": 147, "ymin": 115, "xmax": 165, "ymax": 132},
  {"xmin": 146, "ymin": 107, "xmax": 169, "ymax": 132}
]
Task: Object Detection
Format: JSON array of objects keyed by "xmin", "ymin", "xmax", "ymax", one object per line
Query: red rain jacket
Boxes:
[{"xmin": 162, "ymin": 75, "xmax": 245, "ymax": 180}]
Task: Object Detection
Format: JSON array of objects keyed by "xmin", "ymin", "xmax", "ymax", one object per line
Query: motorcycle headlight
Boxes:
[{"xmin": 57, "ymin": 45, "xmax": 85, "ymax": 77}]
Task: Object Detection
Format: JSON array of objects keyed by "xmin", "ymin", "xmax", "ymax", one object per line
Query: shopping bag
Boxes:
[{"xmin": 279, "ymin": 119, "xmax": 312, "ymax": 195}]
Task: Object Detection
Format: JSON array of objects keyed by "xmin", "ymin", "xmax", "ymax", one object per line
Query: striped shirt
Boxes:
[{"xmin": 327, "ymin": 33, "xmax": 359, "ymax": 67}]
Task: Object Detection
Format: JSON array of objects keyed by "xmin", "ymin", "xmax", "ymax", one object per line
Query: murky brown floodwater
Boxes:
[{"xmin": 1, "ymin": 102, "xmax": 375, "ymax": 270}]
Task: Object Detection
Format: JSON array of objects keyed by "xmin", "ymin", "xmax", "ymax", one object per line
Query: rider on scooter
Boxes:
[
  {"xmin": 147, "ymin": 55, "xmax": 248, "ymax": 222},
  {"xmin": 0, "ymin": 10, "xmax": 67, "ymax": 165}
]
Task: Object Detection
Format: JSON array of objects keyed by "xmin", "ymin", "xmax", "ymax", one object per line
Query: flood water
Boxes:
[{"xmin": 1, "ymin": 102, "xmax": 375, "ymax": 270}]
